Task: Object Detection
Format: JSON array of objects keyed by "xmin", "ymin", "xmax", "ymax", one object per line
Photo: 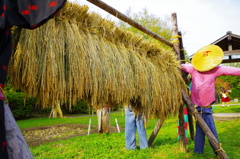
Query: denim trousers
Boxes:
[
  {"xmin": 194, "ymin": 106, "xmax": 218, "ymax": 154},
  {"xmin": 125, "ymin": 108, "xmax": 148, "ymax": 149}
]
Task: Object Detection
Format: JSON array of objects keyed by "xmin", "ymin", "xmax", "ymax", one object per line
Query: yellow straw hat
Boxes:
[{"xmin": 191, "ymin": 44, "xmax": 224, "ymax": 72}]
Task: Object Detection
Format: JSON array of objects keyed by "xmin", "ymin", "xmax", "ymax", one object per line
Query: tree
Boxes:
[
  {"xmin": 217, "ymin": 63, "xmax": 240, "ymax": 99},
  {"xmin": 117, "ymin": 8, "xmax": 190, "ymax": 62},
  {"xmin": 117, "ymin": 8, "xmax": 173, "ymax": 49}
]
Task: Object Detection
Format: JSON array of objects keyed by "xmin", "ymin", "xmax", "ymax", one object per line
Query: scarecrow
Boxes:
[
  {"xmin": 125, "ymin": 98, "xmax": 148, "ymax": 150},
  {"xmin": 181, "ymin": 44, "xmax": 240, "ymax": 154},
  {"xmin": 0, "ymin": 0, "xmax": 66, "ymax": 158}
]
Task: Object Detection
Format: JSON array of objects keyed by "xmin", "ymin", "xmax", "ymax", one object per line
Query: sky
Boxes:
[{"xmin": 69, "ymin": 0, "xmax": 240, "ymax": 56}]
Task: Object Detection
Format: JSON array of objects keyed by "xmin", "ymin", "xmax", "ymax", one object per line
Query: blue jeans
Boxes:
[
  {"xmin": 194, "ymin": 106, "xmax": 218, "ymax": 154},
  {"xmin": 125, "ymin": 108, "xmax": 148, "ymax": 149}
]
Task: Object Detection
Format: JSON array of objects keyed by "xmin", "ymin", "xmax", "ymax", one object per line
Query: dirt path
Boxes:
[{"xmin": 22, "ymin": 124, "xmax": 123, "ymax": 147}]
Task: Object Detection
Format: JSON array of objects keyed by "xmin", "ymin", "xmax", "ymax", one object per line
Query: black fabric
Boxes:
[
  {"xmin": 0, "ymin": 28, "xmax": 11, "ymax": 159},
  {"xmin": 0, "ymin": 28, "xmax": 12, "ymax": 84},
  {"xmin": 0, "ymin": 100, "xmax": 8, "ymax": 159},
  {"xmin": 0, "ymin": 0, "xmax": 67, "ymax": 29},
  {"xmin": 0, "ymin": 0, "xmax": 67, "ymax": 158}
]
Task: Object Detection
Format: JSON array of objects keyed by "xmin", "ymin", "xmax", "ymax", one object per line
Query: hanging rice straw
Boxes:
[{"xmin": 9, "ymin": 1, "xmax": 187, "ymax": 120}]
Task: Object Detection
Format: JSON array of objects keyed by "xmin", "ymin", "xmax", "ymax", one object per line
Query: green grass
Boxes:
[
  {"xmin": 212, "ymin": 102, "xmax": 240, "ymax": 113},
  {"xmin": 17, "ymin": 107, "xmax": 240, "ymax": 159}
]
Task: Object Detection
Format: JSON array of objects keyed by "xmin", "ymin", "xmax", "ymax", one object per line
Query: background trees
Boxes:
[
  {"xmin": 217, "ymin": 63, "xmax": 240, "ymax": 100},
  {"xmin": 118, "ymin": 8, "xmax": 173, "ymax": 49},
  {"xmin": 117, "ymin": 8, "xmax": 240, "ymax": 101}
]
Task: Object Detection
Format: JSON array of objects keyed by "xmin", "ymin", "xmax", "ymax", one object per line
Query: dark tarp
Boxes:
[
  {"xmin": 0, "ymin": 0, "xmax": 66, "ymax": 158},
  {"xmin": 0, "ymin": 0, "xmax": 66, "ymax": 29}
]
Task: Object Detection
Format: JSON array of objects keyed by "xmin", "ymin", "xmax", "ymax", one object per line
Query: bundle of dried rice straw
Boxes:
[{"xmin": 8, "ymin": 1, "xmax": 187, "ymax": 120}]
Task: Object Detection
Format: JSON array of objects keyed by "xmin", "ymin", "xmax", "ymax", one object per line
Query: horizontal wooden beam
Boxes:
[
  {"xmin": 222, "ymin": 59, "xmax": 240, "ymax": 63},
  {"xmin": 224, "ymin": 50, "xmax": 240, "ymax": 56}
]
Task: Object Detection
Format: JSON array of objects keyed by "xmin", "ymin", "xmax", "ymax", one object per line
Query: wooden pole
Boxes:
[
  {"xmin": 178, "ymin": 104, "xmax": 186, "ymax": 152},
  {"xmin": 115, "ymin": 118, "xmax": 120, "ymax": 133},
  {"xmin": 178, "ymin": 31, "xmax": 195, "ymax": 141},
  {"xmin": 182, "ymin": 89, "xmax": 229, "ymax": 159},
  {"xmin": 178, "ymin": 32, "xmax": 185, "ymax": 64},
  {"xmin": 148, "ymin": 118, "xmax": 165, "ymax": 147},
  {"xmin": 86, "ymin": 0, "xmax": 173, "ymax": 47},
  {"xmin": 49, "ymin": 108, "xmax": 53, "ymax": 118},
  {"xmin": 88, "ymin": 118, "xmax": 92, "ymax": 135},
  {"xmin": 171, "ymin": 13, "xmax": 181, "ymax": 60},
  {"xmin": 171, "ymin": 13, "xmax": 187, "ymax": 152},
  {"xmin": 187, "ymin": 102, "xmax": 195, "ymax": 141}
]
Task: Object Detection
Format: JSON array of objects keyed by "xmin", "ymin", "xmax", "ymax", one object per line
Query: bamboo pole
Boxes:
[
  {"xmin": 86, "ymin": 0, "xmax": 173, "ymax": 47},
  {"xmin": 182, "ymin": 89, "xmax": 229, "ymax": 159},
  {"xmin": 171, "ymin": 13, "xmax": 187, "ymax": 152}
]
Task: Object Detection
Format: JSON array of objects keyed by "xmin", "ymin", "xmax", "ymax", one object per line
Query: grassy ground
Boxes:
[
  {"xmin": 212, "ymin": 101, "xmax": 240, "ymax": 113},
  {"xmin": 17, "ymin": 105, "xmax": 240, "ymax": 159}
]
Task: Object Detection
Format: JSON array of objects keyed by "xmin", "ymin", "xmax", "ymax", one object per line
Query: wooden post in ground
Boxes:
[
  {"xmin": 148, "ymin": 118, "xmax": 165, "ymax": 147},
  {"xmin": 178, "ymin": 31, "xmax": 195, "ymax": 141},
  {"xmin": 178, "ymin": 32, "xmax": 185, "ymax": 64},
  {"xmin": 187, "ymin": 103, "xmax": 195, "ymax": 141},
  {"xmin": 171, "ymin": 13, "xmax": 187, "ymax": 152},
  {"xmin": 182, "ymin": 89, "xmax": 229, "ymax": 159},
  {"xmin": 171, "ymin": 13, "xmax": 181, "ymax": 61}
]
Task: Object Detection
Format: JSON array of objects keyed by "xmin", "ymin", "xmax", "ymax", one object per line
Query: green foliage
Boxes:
[
  {"xmin": 217, "ymin": 75, "xmax": 240, "ymax": 98},
  {"xmin": 218, "ymin": 75, "xmax": 240, "ymax": 88},
  {"xmin": 70, "ymin": 100, "xmax": 89, "ymax": 114},
  {"xmin": 118, "ymin": 8, "xmax": 172, "ymax": 49},
  {"xmin": 230, "ymin": 87, "xmax": 240, "ymax": 99},
  {"xmin": 5, "ymin": 91, "xmax": 35, "ymax": 120},
  {"xmin": 36, "ymin": 107, "xmax": 52, "ymax": 115},
  {"xmin": 217, "ymin": 63, "xmax": 240, "ymax": 99}
]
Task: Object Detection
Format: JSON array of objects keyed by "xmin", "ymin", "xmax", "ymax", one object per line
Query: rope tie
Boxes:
[
  {"xmin": 215, "ymin": 143, "xmax": 225, "ymax": 153},
  {"xmin": 172, "ymin": 35, "xmax": 182, "ymax": 38},
  {"xmin": 192, "ymin": 110, "xmax": 199, "ymax": 115},
  {"xmin": 171, "ymin": 40, "xmax": 180, "ymax": 43},
  {"xmin": 192, "ymin": 110, "xmax": 199, "ymax": 121}
]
